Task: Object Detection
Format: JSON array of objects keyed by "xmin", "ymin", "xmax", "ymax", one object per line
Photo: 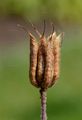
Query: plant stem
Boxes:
[{"xmin": 40, "ymin": 88, "xmax": 47, "ymax": 120}]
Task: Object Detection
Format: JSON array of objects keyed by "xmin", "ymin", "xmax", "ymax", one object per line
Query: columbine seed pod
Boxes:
[
  {"xmin": 29, "ymin": 33, "xmax": 39, "ymax": 88},
  {"xmin": 43, "ymin": 36, "xmax": 54, "ymax": 88},
  {"xmin": 29, "ymin": 29, "xmax": 63, "ymax": 89},
  {"xmin": 49, "ymin": 33, "xmax": 63, "ymax": 87},
  {"xmin": 29, "ymin": 23, "xmax": 63, "ymax": 120},
  {"xmin": 36, "ymin": 36, "xmax": 47, "ymax": 87}
]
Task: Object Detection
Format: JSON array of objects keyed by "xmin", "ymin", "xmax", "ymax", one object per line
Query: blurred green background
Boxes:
[
  {"xmin": 0, "ymin": 0, "xmax": 82, "ymax": 23},
  {"xmin": 0, "ymin": 0, "xmax": 82, "ymax": 120}
]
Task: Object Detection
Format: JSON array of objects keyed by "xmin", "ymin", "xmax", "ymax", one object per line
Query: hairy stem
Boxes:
[{"xmin": 40, "ymin": 88, "xmax": 47, "ymax": 120}]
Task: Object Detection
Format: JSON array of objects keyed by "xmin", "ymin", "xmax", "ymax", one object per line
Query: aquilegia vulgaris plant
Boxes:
[{"xmin": 29, "ymin": 21, "xmax": 64, "ymax": 120}]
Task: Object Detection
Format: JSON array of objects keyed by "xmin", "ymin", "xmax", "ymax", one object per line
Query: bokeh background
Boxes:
[{"xmin": 0, "ymin": 0, "xmax": 82, "ymax": 120}]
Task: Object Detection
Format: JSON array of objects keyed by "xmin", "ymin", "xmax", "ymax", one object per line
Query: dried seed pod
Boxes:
[
  {"xmin": 29, "ymin": 33, "xmax": 39, "ymax": 88},
  {"xmin": 44, "ymin": 49, "xmax": 54, "ymax": 88},
  {"xmin": 36, "ymin": 36, "xmax": 47, "ymax": 87},
  {"xmin": 49, "ymin": 33, "xmax": 63, "ymax": 87},
  {"xmin": 29, "ymin": 23, "xmax": 63, "ymax": 89},
  {"xmin": 42, "ymin": 35, "xmax": 54, "ymax": 88}
]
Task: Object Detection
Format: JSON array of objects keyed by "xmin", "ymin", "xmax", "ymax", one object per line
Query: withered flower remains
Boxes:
[{"xmin": 29, "ymin": 23, "xmax": 63, "ymax": 90}]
